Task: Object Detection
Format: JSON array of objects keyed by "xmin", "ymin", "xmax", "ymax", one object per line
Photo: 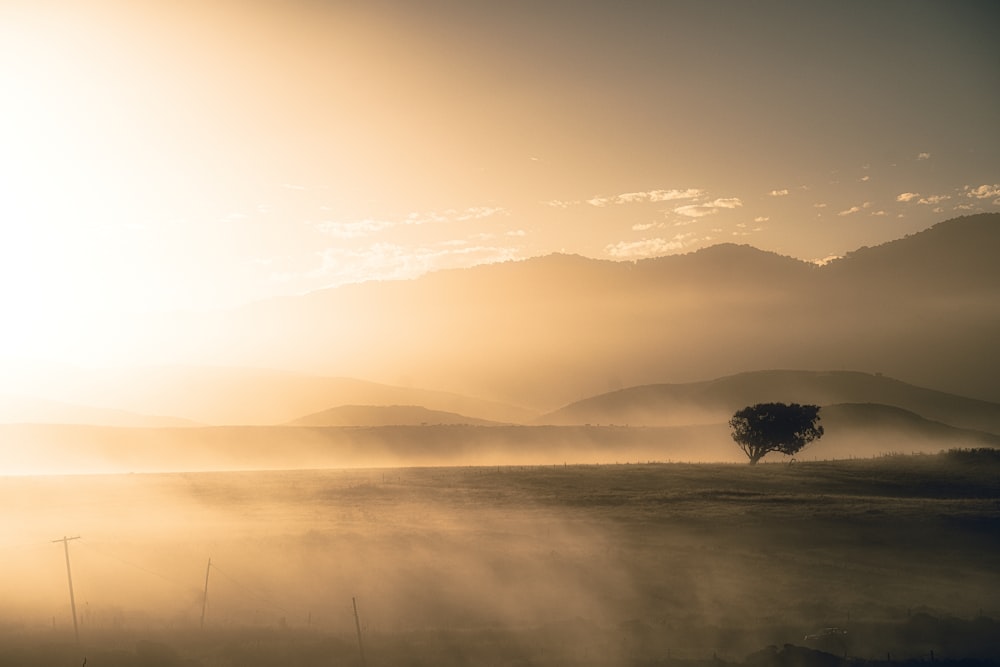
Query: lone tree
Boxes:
[{"xmin": 729, "ymin": 402, "xmax": 823, "ymax": 464}]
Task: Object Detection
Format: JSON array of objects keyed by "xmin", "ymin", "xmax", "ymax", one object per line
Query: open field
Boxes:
[
  {"xmin": 1, "ymin": 451, "xmax": 998, "ymax": 666},
  {"xmin": 5, "ymin": 417, "xmax": 997, "ymax": 476}
]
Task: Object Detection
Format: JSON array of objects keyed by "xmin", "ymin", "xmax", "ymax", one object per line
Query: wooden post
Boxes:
[
  {"xmin": 200, "ymin": 558, "xmax": 211, "ymax": 629},
  {"xmin": 353, "ymin": 597, "xmax": 367, "ymax": 667},
  {"xmin": 52, "ymin": 536, "xmax": 81, "ymax": 644}
]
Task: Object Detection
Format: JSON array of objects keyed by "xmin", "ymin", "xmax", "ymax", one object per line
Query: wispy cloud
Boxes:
[
  {"xmin": 303, "ymin": 241, "xmax": 521, "ymax": 286},
  {"xmin": 547, "ymin": 188, "xmax": 702, "ymax": 208},
  {"xmin": 731, "ymin": 221, "xmax": 763, "ymax": 238},
  {"xmin": 837, "ymin": 202, "xmax": 872, "ymax": 216},
  {"xmin": 753, "ymin": 216, "xmax": 769, "ymax": 223},
  {"xmin": 965, "ymin": 184, "xmax": 1000, "ymax": 199},
  {"xmin": 314, "ymin": 206, "xmax": 507, "ymax": 238},
  {"xmin": 768, "ymin": 189, "xmax": 789, "ymax": 197},
  {"xmin": 917, "ymin": 194, "xmax": 950, "ymax": 205},
  {"xmin": 314, "ymin": 219, "xmax": 395, "ymax": 239},
  {"xmin": 917, "ymin": 152, "xmax": 931, "ymax": 160},
  {"xmin": 674, "ymin": 197, "xmax": 743, "ymax": 218},
  {"xmin": 605, "ymin": 234, "xmax": 692, "ymax": 258},
  {"xmin": 543, "ymin": 199, "xmax": 573, "ymax": 209},
  {"xmin": 896, "ymin": 192, "xmax": 920, "ymax": 202},
  {"xmin": 600, "ymin": 188, "xmax": 703, "ymax": 206},
  {"xmin": 402, "ymin": 206, "xmax": 507, "ymax": 224}
]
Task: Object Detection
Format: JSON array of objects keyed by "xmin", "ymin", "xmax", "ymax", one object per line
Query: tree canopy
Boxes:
[{"xmin": 729, "ymin": 402, "xmax": 824, "ymax": 464}]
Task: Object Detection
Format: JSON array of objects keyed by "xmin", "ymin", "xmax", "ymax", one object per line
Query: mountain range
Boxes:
[
  {"xmin": 158, "ymin": 213, "xmax": 998, "ymax": 410},
  {"xmin": 1, "ymin": 213, "xmax": 996, "ymax": 432},
  {"xmin": 0, "ymin": 367, "xmax": 534, "ymax": 426},
  {"xmin": 287, "ymin": 404, "xmax": 501, "ymax": 427}
]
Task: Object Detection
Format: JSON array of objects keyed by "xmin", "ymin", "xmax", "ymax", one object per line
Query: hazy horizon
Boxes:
[
  {"xmin": 2, "ymin": 0, "xmax": 999, "ymax": 370},
  {"xmin": 2, "ymin": 7, "xmax": 998, "ymax": 661}
]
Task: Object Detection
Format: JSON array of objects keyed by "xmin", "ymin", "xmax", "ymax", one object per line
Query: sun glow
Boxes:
[{"xmin": 1, "ymin": 8, "xmax": 169, "ymax": 365}]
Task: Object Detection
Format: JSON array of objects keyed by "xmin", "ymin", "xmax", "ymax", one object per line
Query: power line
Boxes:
[
  {"xmin": 74, "ymin": 540, "xmax": 190, "ymax": 590},
  {"xmin": 207, "ymin": 562, "xmax": 289, "ymax": 614}
]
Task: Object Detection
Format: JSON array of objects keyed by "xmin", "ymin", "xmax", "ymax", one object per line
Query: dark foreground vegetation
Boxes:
[
  {"xmin": 1, "ymin": 450, "xmax": 997, "ymax": 666},
  {"xmin": 1, "ymin": 612, "xmax": 999, "ymax": 667}
]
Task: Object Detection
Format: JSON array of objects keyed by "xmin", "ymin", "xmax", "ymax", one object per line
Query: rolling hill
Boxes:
[
  {"xmin": 817, "ymin": 402, "xmax": 1000, "ymax": 457},
  {"xmin": 0, "ymin": 366, "xmax": 537, "ymax": 426},
  {"xmin": 539, "ymin": 369, "xmax": 1000, "ymax": 435},
  {"xmin": 3, "ymin": 400, "xmax": 996, "ymax": 475},
  {"xmin": 287, "ymin": 404, "xmax": 501, "ymax": 427},
  {"xmin": 171, "ymin": 213, "xmax": 1000, "ymax": 409},
  {"xmin": 3, "ymin": 214, "xmax": 997, "ymax": 419}
]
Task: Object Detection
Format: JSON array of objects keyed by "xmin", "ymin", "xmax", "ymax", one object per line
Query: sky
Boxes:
[{"xmin": 1, "ymin": 0, "xmax": 999, "ymax": 363}]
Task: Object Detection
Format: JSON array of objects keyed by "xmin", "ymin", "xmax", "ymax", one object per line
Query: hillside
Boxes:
[
  {"xmin": 2, "ymin": 214, "xmax": 997, "ymax": 417},
  {"xmin": 287, "ymin": 404, "xmax": 501, "ymax": 427},
  {"xmin": 812, "ymin": 403, "xmax": 1000, "ymax": 459},
  {"xmin": 0, "ymin": 367, "xmax": 537, "ymax": 426},
  {"xmin": 194, "ymin": 214, "xmax": 1000, "ymax": 408},
  {"xmin": 540, "ymin": 369, "xmax": 1000, "ymax": 434},
  {"xmin": 822, "ymin": 212, "xmax": 1000, "ymax": 293}
]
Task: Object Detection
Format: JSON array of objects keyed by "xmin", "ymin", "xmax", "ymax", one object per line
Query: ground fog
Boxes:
[{"xmin": 0, "ymin": 452, "xmax": 997, "ymax": 665}]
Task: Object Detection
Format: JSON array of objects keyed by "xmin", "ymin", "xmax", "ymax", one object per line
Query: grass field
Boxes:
[{"xmin": 0, "ymin": 450, "xmax": 998, "ymax": 666}]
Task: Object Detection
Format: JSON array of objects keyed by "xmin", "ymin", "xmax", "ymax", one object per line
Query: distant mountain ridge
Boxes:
[
  {"xmin": 823, "ymin": 212, "xmax": 999, "ymax": 292},
  {"xmin": 813, "ymin": 402, "xmax": 1000, "ymax": 459},
  {"xmin": 190, "ymin": 213, "xmax": 998, "ymax": 408},
  {"xmin": 540, "ymin": 370, "xmax": 1000, "ymax": 435},
  {"xmin": 0, "ymin": 367, "xmax": 536, "ymax": 426},
  {"xmin": 4, "ymin": 214, "xmax": 998, "ymax": 418},
  {"xmin": 287, "ymin": 404, "xmax": 501, "ymax": 427}
]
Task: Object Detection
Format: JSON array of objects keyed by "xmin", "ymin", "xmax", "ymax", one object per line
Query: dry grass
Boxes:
[{"xmin": 0, "ymin": 451, "xmax": 997, "ymax": 665}]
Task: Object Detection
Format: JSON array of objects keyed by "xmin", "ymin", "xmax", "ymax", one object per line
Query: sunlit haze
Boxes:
[
  {"xmin": 2, "ymin": 5, "xmax": 1000, "ymax": 663},
  {"xmin": 2, "ymin": 0, "xmax": 998, "ymax": 367}
]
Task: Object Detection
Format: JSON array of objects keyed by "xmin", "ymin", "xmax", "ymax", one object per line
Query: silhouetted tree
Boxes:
[{"xmin": 729, "ymin": 402, "xmax": 823, "ymax": 464}]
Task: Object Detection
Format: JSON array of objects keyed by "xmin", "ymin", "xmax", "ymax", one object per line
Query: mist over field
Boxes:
[
  {"xmin": 1, "ymin": 217, "xmax": 999, "ymax": 665},
  {"xmin": 4, "ymin": 0, "xmax": 1000, "ymax": 663},
  {"xmin": 3, "ymin": 456, "xmax": 999, "ymax": 666}
]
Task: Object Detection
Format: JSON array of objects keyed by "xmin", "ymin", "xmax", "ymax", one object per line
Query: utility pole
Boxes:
[
  {"xmin": 52, "ymin": 536, "xmax": 81, "ymax": 644},
  {"xmin": 200, "ymin": 558, "xmax": 211, "ymax": 630},
  {"xmin": 352, "ymin": 597, "xmax": 367, "ymax": 667}
]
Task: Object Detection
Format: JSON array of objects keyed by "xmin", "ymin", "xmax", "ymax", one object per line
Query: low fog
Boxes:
[
  {"xmin": 2, "ymin": 458, "xmax": 998, "ymax": 665},
  {"xmin": 0, "ymin": 216, "xmax": 996, "ymax": 664},
  {"xmin": 1, "ymin": 412, "xmax": 997, "ymax": 477},
  {"xmin": 1, "ymin": 469, "xmax": 717, "ymax": 658}
]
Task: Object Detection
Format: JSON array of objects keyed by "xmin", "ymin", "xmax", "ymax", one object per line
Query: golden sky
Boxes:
[{"xmin": 1, "ymin": 0, "xmax": 998, "ymax": 364}]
